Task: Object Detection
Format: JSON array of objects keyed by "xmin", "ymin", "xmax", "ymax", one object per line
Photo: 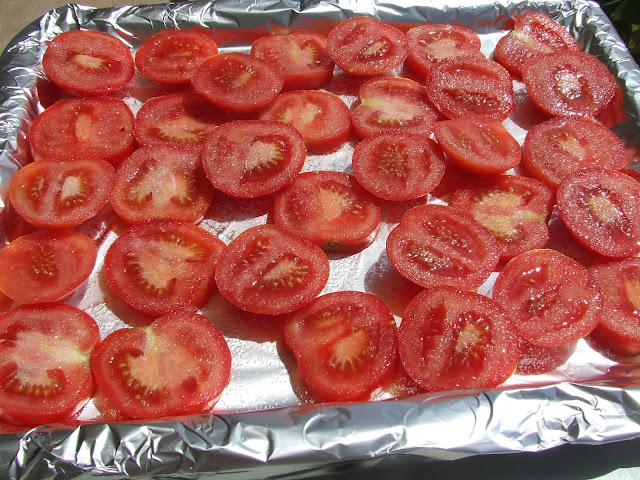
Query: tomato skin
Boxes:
[
  {"xmin": 493, "ymin": 249, "xmax": 602, "ymax": 347},
  {"xmin": 251, "ymin": 32, "xmax": 335, "ymax": 90},
  {"xmin": 284, "ymin": 291, "xmax": 399, "ymax": 402},
  {"xmin": 110, "ymin": 145, "xmax": 215, "ymax": 225},
  {"xmin": 0, "ymin": 231, "xmax": 97, "ymax": 304},
  {"xmin": 259, "ymin": 90, "xmax": 351, "ymax": 154},
  {"xmin": 104, "ymin": 220, "xmax": 226, "ymax": 317},
  {"xmin": 91, "ymin": 310, "xmax": 231, "ymax": 419},
  {"xmin": 135, "ymin": 29, "xmax": 218, "ymax": 85},
  {"xmin": 351, "ymin": 133, "xmax": 446, "ymax": 201},
  {"xmin": 398, "ymin": 286, "xmax": 519, "ymax": 392},
  {"xmin": 29, "ymin": 96, "xmax": 135, "ymax": 165},
  {"xmin": 326, "ymin": 16, "xmax": 408, "ymax": 76},
  {"xmin": 0, "ymin": 303, "xmax": 100, "ymax": 426},
  {"xmin": 42, "ymin": 29, "xmax": 135, "ymax": 95},
  {"xmin": 8, "ymin": 159, "xmax": 115, "ymax": 230},
  {"xmin": 557, "ymin": 168, "xmax": 640, "ymax": 258},
  {"xmin": 350, "ymin": 76, "xmax": 441, "ymax": 139},
  {"xmin": 522, "ymin": 116, "xmax": 627, "ymax": 189},
  {"xmin": 433, "ymin": 118, "xmax": 521, "ymax": 175},
  {"xmin": 192, "ymin": 52, "xmax": 284, "ymax": 113},
  {"xmin": 214, "ymin": 224, "xmax": 330, "ymax": 315},
  {"xmin": 386, "ymin": 204, "xmax": 499, "ymax": 290},
  {"xmin": 273, "ymin": 171, "xmax": 382, "ymax": 253}
]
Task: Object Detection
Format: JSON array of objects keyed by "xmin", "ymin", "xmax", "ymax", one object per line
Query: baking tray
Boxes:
[{"xmin": 2, "ymin": 0, "xmax": 640, "ymax": 478}]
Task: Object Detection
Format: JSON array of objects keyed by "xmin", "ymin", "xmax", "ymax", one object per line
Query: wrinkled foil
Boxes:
[{"xmin": 1, "ymin": 0, "xmax": 640, "ymax": 478}]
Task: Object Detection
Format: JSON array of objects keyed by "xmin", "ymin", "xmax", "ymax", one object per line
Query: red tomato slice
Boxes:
[
  {"xmin": 326, "ymin": 16, "xmax": 408, "ymax": 76},
  {"xmin": 557, "ymin": 168, "xmax": 640, "ymax": 258},
  {"xmin": 9, "ymin": 159, "xmax": 115, "ymax": 230},
  {"xmin": 0, "ymin": 303, "xmax": 100, "ymax": 426},
  {"xmin": 386, "ymin": 204, "xmax": 499, "ymax": 290},
  {"xmin": 135, "ymin": 29, "xmax": 219, "ymax": 85},
  {"xmin": 133, "ymin": 93, "xmax": 228, "ymax": 149},
  {"xmin": 589, "ymin": 257, "xmax": 640, "ymax": 356},
  {"xmin": 522, "ymin": 50, "xmax": 617, "ymax": 117},
  {"xmin": 273, "ymin": 171, "xmax": 382, "ymax": 253},
  {"xmin": 284, "ymin": 291, "xmax": 399, "ymax": 402},
  {"xmin": 0, "ymin": 231, "xmax": 97, "ymax": 304},
  {"xmin": 405, "ymin": 23, "xmax": 482, "ymax": 78},
  {"xmin": 191, "ymin": 52, "xmax": 284, "ymax": 113},
  {"xmin": 42, "ymin": 29, "xmax": 135, "ymax": 95},
  {"xmin": 492, "ymin": 249, "xmax": 602, "ymax": 347},
  {"xmin": 29, "ymin": 96, "xmax": 134, "ymax": 165},
  {"xmin": 398, "ymin": 286, "xmax": 519, "ymax": 392},
  {"xmin": 201, "ymin": 120, "xmax": 306, "ymax": 199},
  {"xmin": 494, "ymin": 11, "xmax": 578, "ymax": 77},
  {"xmin": 91, "ymin": 310, "xmax": 231, "ymax": 419},
  {"xmin": 251, "ymin": 32, "xmax": 335, "ymax": 90},
  {"xmin": 214, "ymin": 224, "xmax": 330, "ymax": 315},
  {"xmin": 450, "ymin": 175, "xmax": 554, "ymax": 261},
  {"xmin": 425, "ymin": 54, "xmax": 514, "ymax": 120},
  {"xmin": 110, "ymin": 145, "xmax": 214, "ymax": 224},
  {"xmin": 522, "ymin": 116, "xmax": 627, "ymax": 189},
  {"xmin": 351, "ymin": 133, "xmax": 446, "ymax": 201},
  {"xmin": 350, "ymin": 76, "xmax": 441, "ymax": 139},
  {"xmin": 259, "ymin": 90, "xmax": 351, "ymax": 154},
  {"xmin": 433, "ymin": 118, "xmax": 521, "ymax": 175},
  {"xmin": 104, "ymin": 220, "xmax": 226, "ymax": 316}
]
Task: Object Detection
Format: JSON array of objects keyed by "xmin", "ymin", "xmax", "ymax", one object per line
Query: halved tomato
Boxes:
[
  {"xmin": 351, "ymin": 133, "xmax": 446, "ymax": 201},
  {"xmin": 201, "ymin": 120, "xmax": 306, "ymax": 199},
  {"xmin": 398, "ymin": 286, "xmax": 519, "ymax": 392},
  {"xmin": 386, "ymin": 204, "xmax": 499, "ymax": 290},
  {"xmin": 0, "ymin": 303, "xmax": 100, "ymax": 426},
  {"xmin": 9, "ymin": 159, "xmax": 115, "ymax": 230},
  {"xmin": 91, "ymin": 310, "xmax": 231, "ymax": 419},
  {"xmin": 214, "ymin": 224, "xmax": 330, "ymax": 315},
  {"xmin": 493, "ymin": 249, "xmax": 602, "ymax": 347},
  {"xmin": 0, "ymin": 230, "xmax": 97, "ymax": 304},
  {"xmin": 42, "ymin": 29, "xmax": 135, "ymax": 95},
  {"xmin": 284, "ymin": 291, "xmax": 399, "ymax": 402},
  {"xmin": 273, "ymin": 171, "xmax": 382, "ymax": 253},
  {"xmin": 110, "ymin": 145, "xmax": 214, "ymax": 224},
  {"xmin": 104, "ymin": 220, "xmax": 226, "ymax": 316}
]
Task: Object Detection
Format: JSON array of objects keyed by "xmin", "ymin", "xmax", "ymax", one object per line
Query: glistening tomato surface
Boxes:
[
  {"xmin": 0, "ymin": 303, "xmax": 100, "ymax": 426},
  {"xmin": 91, "ymin": 310, "xmax": 231, "ymax": 419},
  {"xmin": 0, "ymin": 230, "xmax": 97, "ymax": 304},
  {"xmin": 214, "ymin": 224, "xmax": 330, "ymax": 315},
  {"xmin": 8, "ymin": 159, "xmax": 115, "ymax": 230},
  {"xmin": 398, "ymin": 286, "xmax": 519, "ymax": 392},
  {"xmin": 493, "ymin": 249, "xmax": 602, "ymax": 347},
  {"xmin": 284, "ymin": 291, "xmax": 399, "ymax": 402}
]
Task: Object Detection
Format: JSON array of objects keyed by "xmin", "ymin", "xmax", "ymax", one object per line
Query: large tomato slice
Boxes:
[
  {"xmin": 104, "ymin": 220, "xmax": 226, "ymax": 316},
  {"xmin": 8, "ymin": 159, "xmax": 115, "ymax": 230},
  {"xmin": 0, "ymin": 230, "xmax": 97, "ymax": 304},
  {"xmin": 91, "ymin": 310, "xmax": 231, "ymax": 419},
  {"xmin": 398, "ymin": 286, "xmax": 519, "ymax": 392},
  {"xmin": 284, "ymin": 291, "xmax": 399, "ymax": 402},
  {"xmin": 42, "ymin": 29, "xmax": 135, "ymax": 95},
  {"xmin": 386, "ymin": 204, "xmax": 499, "ymax": 290},
  {"xmin": 0, "ymin": 303, "xmax": 100, "ymax": 426},
  {"xmin": 214, "ymin": 224, "xmax": 330, "ymax": 315},
  {"xmin": 493, "ymin": 249, "xmax": 602, "ymax": 347},
  {"xmin": 110, "ymin": 145, "xmax": 214, "ymax": 225}
]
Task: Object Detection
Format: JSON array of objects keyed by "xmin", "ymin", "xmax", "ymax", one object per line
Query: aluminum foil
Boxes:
[{"xmin": 1, "ymin": 0, "xmax": 640, "ymax": 478}]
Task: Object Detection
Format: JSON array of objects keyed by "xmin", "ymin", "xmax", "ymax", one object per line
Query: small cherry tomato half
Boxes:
[
  {"xmin": 214, "ymin": 224, "xmax": 330, "ymax": 315},
  {"xmin": 284, "ymin": 291, "xmax": 399, "ymax": 402},
  {"xmin": 0, "ymin": 303, "xmax": 100, "ymax": 426},
  {"xmin": 91, "ymin": 310, "xmax": 231, "ymax": 419},
  {"xmin": 398, "ymin": 286, "xmax": 519, "ymax": 392},
  {"xmin": 0, "ymin": 230, "xmax": 97, "ymax": 304}
]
